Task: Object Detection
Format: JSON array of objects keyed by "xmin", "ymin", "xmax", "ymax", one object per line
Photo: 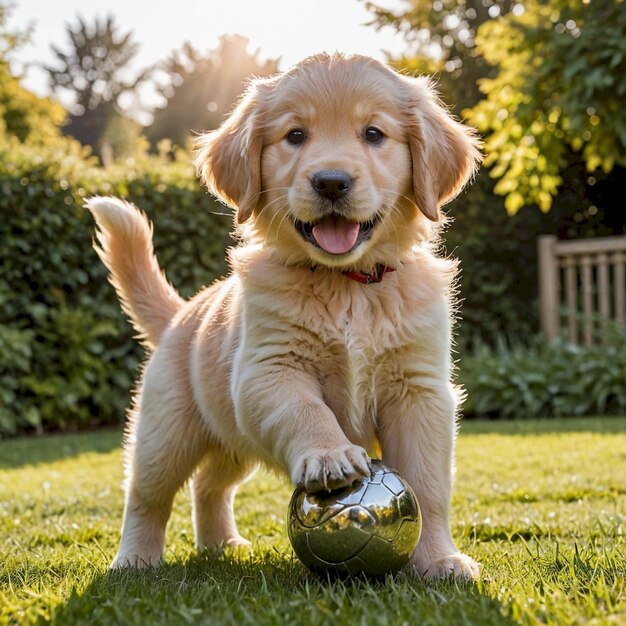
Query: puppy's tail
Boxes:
[{"xmin": 85, "ymin": 196, "xmax": 185, "ymax": 349}]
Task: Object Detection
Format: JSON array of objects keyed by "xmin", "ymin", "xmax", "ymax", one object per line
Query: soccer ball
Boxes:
[{"xmin": 287, "ymin": 459, "xmax": 421, "ymax": 576}]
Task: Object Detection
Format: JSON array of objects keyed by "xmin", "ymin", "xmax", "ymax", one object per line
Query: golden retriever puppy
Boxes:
[{"xmin": 86, "ymin": 53, "xmax": 481, "ymax": 579}]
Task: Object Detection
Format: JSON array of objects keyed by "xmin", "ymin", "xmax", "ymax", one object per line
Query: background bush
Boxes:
[
  {"xmin": 0, "ymin": 138, "xmax": 231, "ymax": 436},
  {"xmin": 459, "ymin": 324, "xmax": 626, "ymax": 419}
]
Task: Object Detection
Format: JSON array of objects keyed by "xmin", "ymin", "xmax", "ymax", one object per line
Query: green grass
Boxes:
[{"xmin": 1, "ymin": 418, "xmax": 625, "ymax": 625}]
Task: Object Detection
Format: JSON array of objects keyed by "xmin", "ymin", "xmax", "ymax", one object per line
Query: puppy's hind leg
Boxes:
[
  {"xmin": 111, "ymin": 357, "xmax": 207, "ymax": 569},
  {"xmin": 191, "ymin": 447, "xmax": 257, "ymax": 551}
]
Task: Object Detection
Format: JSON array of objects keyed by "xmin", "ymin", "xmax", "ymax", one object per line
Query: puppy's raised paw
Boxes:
[{"xmin": 292, "ymin": 444, "xmax": 370, "ymax": 493}]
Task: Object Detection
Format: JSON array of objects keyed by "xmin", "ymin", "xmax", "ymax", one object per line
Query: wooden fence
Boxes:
[{"xmin": 538, "ymin": 235, "xmax": 626, "ymax": 345}]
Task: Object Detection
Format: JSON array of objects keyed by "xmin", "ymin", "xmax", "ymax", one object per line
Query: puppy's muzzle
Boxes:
[{"xmin": 311, "ymin": 170, "xmax": 352, "ymax": 201}]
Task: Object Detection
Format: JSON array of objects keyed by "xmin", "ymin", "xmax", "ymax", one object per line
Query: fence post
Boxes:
[{"xmin": 538, "ymin": 235, "xmax": 559, "ymax": 341}]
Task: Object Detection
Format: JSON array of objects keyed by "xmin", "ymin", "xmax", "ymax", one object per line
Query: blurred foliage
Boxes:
[
  {"xmin": 466, "ymin": 0, "xmax": 626, "ymax": 214},
  {"xmin": 368, "ymin": 0, "xmax": 626, "ymax": 214},
  {"xmin": 459, "ymin": 323, "xmax": 626, "ymax": 418},
  {"xmin": 444, "ymin": 173, "xmax": 548, "ymax": 342},
  {"xmin": 99, "ymin": 113, "xmax": 148, "ymax": 164},
  {"xmin": 0, "ymin": 136, "xmax": 232, "ymax": 437},
  {"xmin": 0, "ymin": 67, "xmax": 66, "ymax": 144},
  {"xmin": 44, "ymin": 14, "xmax": 150, "ymax": 115},
  {"xmin": 43, "ymin": 14, "xmax": 151, "ymax": 160},
  {"xmin": 147, "ymin": 35, "xmax": 279, "ymax": 149},
  {"xmin": 367, "ymin": 0, "xmax": 518, "ymax": 111},
  {"xmin": 0, "ymin": 4, "xmax": 66, "ymax": 143}
]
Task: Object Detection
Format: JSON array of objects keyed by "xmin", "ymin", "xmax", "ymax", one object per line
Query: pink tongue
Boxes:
[{"xmin": 312, "ymin": 216, "xmax": 360, "ymax": 255}]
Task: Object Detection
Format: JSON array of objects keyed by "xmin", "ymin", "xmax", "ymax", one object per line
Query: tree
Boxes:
[
  {"xmin": 365, "ymin": 0, "xmax": 518, "ymax": 110},
  {"xmin": 45, "ymin": 14, "xmax": 149, "ymax": 115},
  {"xmin": 43, "ymin": 15, "xmax": 150, "ymax": 156},
  {"xmin": 147, "ymin": 35, "xmax": 279, "ymax": 148},
  {"xmin": 0, "ymin": 4, "xmax": 65, "ymax": 144},
  {"xmin": 366, "ymin": 0, "xmax": 626, "ymax": 215},
  {"xmin": 465, "ymin": 0, "xmax": 626, "ymax": 213}
]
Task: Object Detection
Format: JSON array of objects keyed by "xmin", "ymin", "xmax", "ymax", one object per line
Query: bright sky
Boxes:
[{"xmin": 9, "ymin": 0, "xmax": 411, "ymax": 118}]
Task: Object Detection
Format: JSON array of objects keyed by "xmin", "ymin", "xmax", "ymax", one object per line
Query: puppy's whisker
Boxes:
[
  {"xmin": 250, "ymin": 186, "xmax": 290, "ymax": 202},
  {"xmin": 376, "ymin": 198, "xmax": 406, "ymax": 247},
  {"xmin": 379, "ymin": 189, "xmax": 418, "ymax": 213},
  {"xmin": 262, "ymin": 202, "xmax": 291, "ymax": 248},
  {"xmin": 273, "ymin": 206, "xmax": 295, "ymax": 243},
  {"xmin": 392, "ymin": 204, "xmax": 412, "ymax": 224},
  {"xmin": 260, "ymin": 196, "xmax": 293, "ymax": 246},
  {"xmin": 380, "ymin": 194, "xmax": 412, "ymax": 228},
  {"xmin": 379, "ymin": 207, "xmax": 397, "ymax": 246},
  {"xmin": 256, "ymin": 194, "xmax": 289, "ymax": 227},
  {"xmin": 388, "ymin": 201, "xmax": 410, "ymax": 236},
  {"xmin": 263, "ymin": 206, "xmax": 287, "ymax": 247},
  {"xmin": 269, "ymin": 204, "xmax": 290, "ymax": 244},
  {"xmin": 388, "ymin": 207, "xmax": 404, "ymax": 245},
  {"xmin": 257, "ymin": 193, "xmax": 289, "ymax": 214}
]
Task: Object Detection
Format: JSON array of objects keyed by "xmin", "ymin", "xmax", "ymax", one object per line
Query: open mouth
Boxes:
[{"xmin": 293, "ymin": 213, "xmax": 381, "ymax": 255}]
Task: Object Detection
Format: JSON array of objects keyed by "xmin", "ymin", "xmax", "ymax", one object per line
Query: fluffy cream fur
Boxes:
[{"xmin": 86, "ymin": 52, "xmax": 482, "ymax": 579}]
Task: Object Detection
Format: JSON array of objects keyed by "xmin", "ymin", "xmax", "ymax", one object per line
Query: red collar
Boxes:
[{"xmin": 342, "ymin": 264, "xmax": 396, "ymax": 284}]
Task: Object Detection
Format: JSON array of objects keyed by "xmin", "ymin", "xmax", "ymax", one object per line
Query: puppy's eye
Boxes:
[
  {"xmin": 364, "ymin": 127, "xmax": 384, "ymax": 145},
  {"xmin": 286, "ymin": 129, "xmax": 306, "ymax": 145}
]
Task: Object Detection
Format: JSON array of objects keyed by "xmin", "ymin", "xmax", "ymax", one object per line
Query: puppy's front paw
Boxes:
[
  {"xmin": 292, "ymin": 444, "xmax": 370, "ymax": 493},
  {"xmin": 415, "ymin": 552, "xmax": 482, "ymax": 581}
]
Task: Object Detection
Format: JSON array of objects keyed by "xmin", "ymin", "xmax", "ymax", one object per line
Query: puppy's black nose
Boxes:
[{"xmin": 311, "ymin": 170, "xmax": 352, "ymax": 201}]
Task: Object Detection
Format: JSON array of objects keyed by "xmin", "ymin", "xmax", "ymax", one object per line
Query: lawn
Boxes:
[{"xmin": 1, "ymin": 418, "xmax": 624, "ymax": 626}]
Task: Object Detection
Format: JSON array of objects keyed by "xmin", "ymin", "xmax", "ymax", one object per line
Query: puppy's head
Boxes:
[{"xmin": 196, "ymin": 53, "xmax": 481, "ymax": 270}]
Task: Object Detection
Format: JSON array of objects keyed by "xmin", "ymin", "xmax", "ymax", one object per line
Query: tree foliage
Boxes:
[
  {"xmin": 43, "ymin": 15, "xmax": 150, "ymax": 158},
  {"xmin": 0, "ymin": 5, "xmax": 65, "ymax": 143},
  {"xmin": 367, "ymin": 0, "xmax": 626, "ymax": 215},
  {"xmin": 0, "ymin": 69, "xmax": 65, "ymax": 144},
  {"xmin": 365, "ymin": 0, "xmax": 517, "ymax": 109},
  {"xmin": 466, "ymin": 0, "xmax": 626, "ymax": 214},
  {"xmin": 44, "ymin": 14, "xmax": 149, "ymax": 114},
  {"xmin": 147, "ymin": 35, "xmax": 279, "ymax": 148}
]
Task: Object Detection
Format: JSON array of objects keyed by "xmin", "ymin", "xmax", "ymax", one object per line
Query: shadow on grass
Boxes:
[
  {"xmin": 42, "ymin": 553, "xmax": 518, "ymax": 626},
  {"xmin": 0, "ymin": 428, "xmax": 122, "ymax": 469}
]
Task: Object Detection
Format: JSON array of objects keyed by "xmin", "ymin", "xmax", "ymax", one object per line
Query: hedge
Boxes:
[
  {"xmin": 1, "ymin": 139, "xmax": 232, "ymax": 436},
  {"xmin": 459, "ymin": 324, "xmax": 626, "ymax": 419}
]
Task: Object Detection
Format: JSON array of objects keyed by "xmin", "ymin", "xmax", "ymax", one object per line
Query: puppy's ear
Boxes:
[
  {"xmin": 194, "ymin": 81, "xmax": 265, "ymax": 224},
  {"xmin": 404, "ymin": 76, "xmax": 482, "ymax": 222}
]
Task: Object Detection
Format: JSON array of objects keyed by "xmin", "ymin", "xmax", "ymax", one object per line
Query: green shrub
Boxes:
[
  {"xmin": 0, "ymin": 138, "xmax": 232, "ymax": 436},
  {"xmin": 459, "ymin": 325, "xmax": 626, "ymax": 419}
]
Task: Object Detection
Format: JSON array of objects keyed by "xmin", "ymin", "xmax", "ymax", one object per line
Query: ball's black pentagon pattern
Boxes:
[{"xmin": 288, "ymin": 459, "xmax": 421, "ymax": 576}]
